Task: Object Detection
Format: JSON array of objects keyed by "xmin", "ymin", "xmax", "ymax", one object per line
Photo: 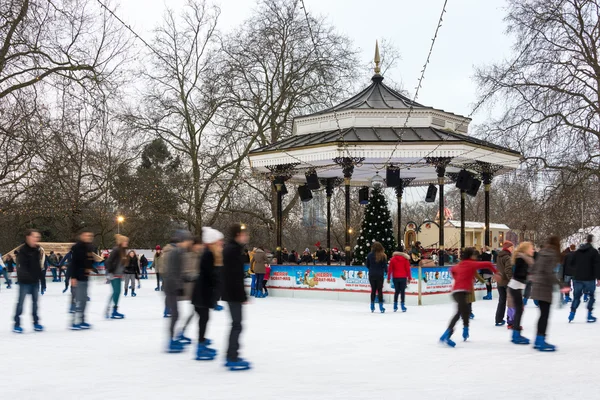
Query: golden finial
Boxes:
[{"xmin": 374, "ymin": 40, "xmax": 381, "ymax": 75}]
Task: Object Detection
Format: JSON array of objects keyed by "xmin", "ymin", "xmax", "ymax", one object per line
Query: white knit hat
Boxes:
[{"xmin": 202, "ymin": 227, "xmax": 224, "ymax": 244}]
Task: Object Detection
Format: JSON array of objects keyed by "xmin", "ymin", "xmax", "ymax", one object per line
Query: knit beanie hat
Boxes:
[
  {"xmin": 155, "ymin": 245, "xmax": 161, "ymax": 251},
  {"xmin": 502, "ymin": 241, "xmax": 514, "ymax": 250},
  {"xmin": 202, "ymin": 227, "xmax": 224, "ymax": 244}
]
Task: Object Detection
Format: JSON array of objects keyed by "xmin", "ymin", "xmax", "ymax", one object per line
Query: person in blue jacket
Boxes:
[{"xmin": 366, "ymin": 242, "xmax": 388, "ymax": 313}]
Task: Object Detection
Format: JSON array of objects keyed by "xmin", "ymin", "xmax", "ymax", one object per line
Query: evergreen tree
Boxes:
[{"xmin": 354, "ymin": 186, "xmax": 397, "ymax": 264}]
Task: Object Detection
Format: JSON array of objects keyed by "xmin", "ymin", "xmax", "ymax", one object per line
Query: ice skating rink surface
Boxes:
[{"xmin": 0, "ymin": 281, "xmax": 598, "ymax": 400}]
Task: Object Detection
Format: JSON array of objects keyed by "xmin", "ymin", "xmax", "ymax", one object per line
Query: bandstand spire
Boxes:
[{"xmin": 374, "ymin": 40, "xmax": 381, "ymax": 75}]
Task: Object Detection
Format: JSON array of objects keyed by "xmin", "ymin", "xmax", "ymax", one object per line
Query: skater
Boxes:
[
  {"xmin": 39, "ymin": 255, "xmax": 49, "ymax": 295},
  {"xmin": 48, "ymin": 251, "xmax": 59, "ymax": 282},
  {"xmin": 253, "ymin": 247, "xmax": 267, "ymax": 298},
  {"xmin": 530, "ymin": 236, "xmax": 568, "ymax": 351},
  {"xmin": 3, "ymin": 254, "xmax": 15, "ymax": 288},
  {"xmin": 176, "ymin": 237, "xmax": 203, "ymax": 345},
  {"xmin": 366, "ymin": 242, "xmax": 387, "ymax": 313},
  {"xmin": 561, "ymin": 244, "xmax": 576, "ymax": 304},
  {"xmin": 249, "ymin": 248, "xmax": 256, "ymax": 296},
  {"xmin": 494, "ymin": 241, "xmax": 514, "ymax": 326},
  {"xmin": 140, "ymin": 254, "xmax": 149, "ymax": 279},
  {"xmin": 13, "ymin": 229, "xmax": 45, "ymax": 333},
  {"xmin": 0, "ymin": 253, "xmax": 12, "ymax": 289},
  {"xmin": 222, "ymin": 223, "xmax": 251, "ymax": 370},
  {"xmin": 154, "ymin": 246, "xmax": 163, "ymax": 291},
  {"xmin": 507, "ymin": 241, "xmax": 535, "ymax": 344},
  {"xmin": 568, "ymin": 234, "xmax": 600, "ymax": 323},
  {"xmin": 387, "ymin": 247, "xmax": 411, "ymax": 312},
  {"xmin": 163, "ymin": 230, "xmax": 194, "ymax": 353},
  {"xmin": 480, "ymin": 246, "xmax": 493, "ymax": 300},
  {"xmin": 439, "ymin": 247, "xmax": 496, "ymax": 347},
  {"xmin": 104, "ymin": 234, "xmax": 129, "ymax": 319},
  {"xmin": 192, "ymin": 227, "xmax": 224, "ymax": 360},
  {"xmin": 263, "ymin": 261, "xmax": 271, "ymax": 297},
  {"xmin": 70, "ymin": 230, "xmax": 96, "ymax": 330},
  {"xmin": 123, "ymin": 250, "xmax": 140, "ymax": 297}
]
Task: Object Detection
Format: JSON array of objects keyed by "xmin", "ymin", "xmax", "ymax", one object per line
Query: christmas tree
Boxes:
[{"xmin": 353, "ymin": 186, "xmax": 397, "ymax": 264}]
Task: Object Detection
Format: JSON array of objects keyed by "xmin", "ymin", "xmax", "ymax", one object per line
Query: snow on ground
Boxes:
[{"xmin": 0, "ymin": 280, "xmax": 598, "ymax": 400}]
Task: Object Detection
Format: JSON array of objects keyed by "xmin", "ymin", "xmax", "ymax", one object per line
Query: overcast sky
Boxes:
[{"xmin": 118, "ymin": 0, "xmax": 514, "ymax": 126}]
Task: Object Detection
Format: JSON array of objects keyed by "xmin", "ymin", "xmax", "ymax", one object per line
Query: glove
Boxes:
[{"xmin": 214, "ymin": 304, "xmax": 224, "ymax": 311}]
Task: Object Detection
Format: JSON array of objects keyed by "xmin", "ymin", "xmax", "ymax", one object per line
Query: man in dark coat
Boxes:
[
  {"xmin": 70, "ymin": 230, "xmax": 96, "ymax": 330},
  {"xmin": 562, "ymin": 244, "xmax": 577, "ymax": 303},
  {"xmin": 569, "ymin": 235, "xmax": 600, "ymax": 323},
  {"xmin": 14, "ymin": 229, "xmax": 45, "ymax": 333},
  {"xmin": 222, "ymin": 223, "xmax": 250, "ymax": 370}
]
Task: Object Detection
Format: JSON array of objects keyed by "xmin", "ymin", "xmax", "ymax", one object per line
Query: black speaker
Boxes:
[
  {"xmin": 386, "ymin": 168, "xmax": 400, "ymax": 187},
  {"xmin": 455, "ymin": 170, "xmax": 473, "ymax": 191},
  {"xmin": 306, "ymin": 171, "xmax": 320, "ymax": 190},
  {"xmin": 467, "ymin": 178, "xmax": 481, "ymax": 197},
  {"xmin": 425, "ymin": 184, "xmax": 437, "ymax": 203},
  {"xmin": 298, "ymin": 185, "xmax": 313, "ymax": 202},
  {"xmin": 358, "ymin": 187, "xmax": 369, "ymax": 205}
]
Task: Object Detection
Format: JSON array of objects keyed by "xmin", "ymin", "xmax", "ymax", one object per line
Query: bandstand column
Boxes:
[
  {"xmin": 334, "ymin": 157, "xmax": 363, "ymax": 266},
  {"xmin": 461, "ymin": 190, "xmax": 466, "ymax": 251},
  {"xmin": 395, "ymin": 178, "xmax": 415, "ymax": 249},
  {"xmin": 427, "ymin": 157, "xmax": 452, "ymax": 267},
  {"xmin": 483, "ymin": 174, "xmax": 492, "ymax": 248}
]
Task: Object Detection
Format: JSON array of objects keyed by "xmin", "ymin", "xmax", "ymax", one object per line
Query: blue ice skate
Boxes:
[
  {"xmin": 33, "ymin": 324, "xmax": 44, "ymax": 332},
  {"xmin": 195, "ymin": 342, "xmax": 217, "ymax": 361},
  {"xmin": 167, "ymin": 339, "xmax": 184, "ymax": 353},
  {"xmin": 462, "ymin": 327, "xmax": 469, "ymax": 341},
  {"xmin": 534, "ymin": 335, "xmax": 556, "ymax": 352},
  {"xmin": 495, "ymin": 320, "xmax": 506, "ymax": 327},
  {"xmin": 401, "ymin": 303, "xmax": 407, "ymax": 312},
  {"xmin": 379, "ymin": 302, "xmax": 385, "ymax": 313},
  {"xmin": 177, "ymin": 332, "xmax": 192, "ymax": 345},
  {"xmin": 511, "ymin": 330, "xmax": 529, "ymax": 345},
  {"xmin": 439, "ymin": 329, "xmax": 456, "ymax": 347},
  {"xmin": 587, "ymin": 311, "xmax": 597, "ymax": 323},
  {"xmin": 13, "ymin": 325, "xmax": 23, "ymax": 334},
  {"xmin": 393, "ymin": 302, "xmax": 398, "ymax": 312},
  {"xmin": 370, "ymin": 303, "xmax": 375, "ymax": 313},
  {"xmin": 568, "ymin": 311, "xmax": 575, "ymax": 323},
  {"xmin": 225, "ymin": 358, "xmax": 251, "ymax": 371}
]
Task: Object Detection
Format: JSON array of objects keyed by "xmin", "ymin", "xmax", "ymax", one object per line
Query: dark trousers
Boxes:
[
  {"xmin": 156, "ymin": 273, "xmax": 161, "ymax": 289},
  {"xmin": 485, "ymin": 277, "xmax": 492, "ymax": 295},
  {"xmin": 58, "ymin": 268, "xmax": 64, "ymax": 281},
  {"xmin": 508, "ymin": 287, "xmax": 524, "ymax": 330},
  {"xmin": 227, "ymin": 302, "xmax": 243, "ymax": 362},
  {"xmin": 141, "ymin": 266, "xmax": 148, "ymax": 279},
  {"xmin": 524, "ymin": 281, "xmax": 532, "ymax": 299},
  {"xmin": 572, "ymin": 280, "xmax": 596, "ymax": 312},
  {"xmin": 495, "ymin": 286, "xmax": 507, "ymax": 323},
  {"xmin": 1, "ymin": 269, "xmax": 11, "ymax": 285},
  {"xmin": 537, "ymin": 300, "xmax": 551, "ymax": 336},
  {"xmin": 370, "ymin": 276, "xmax": 384, "ymax": 303},
  {"xmin": 165, "ymin": 294, "xmax": 179, "ymax": 339},
  {"xmin": 393, "ymin": 278, "xmax": 407, "ymax": 304},
  {"xmin": 195, "ymin": 306, "xmax": 210, "ymax": 342},
  {"xmin": 448, "ymin": 292, "xmax": 470, "ymax": 330},
  {"xmin": 40, "ymin": 268, "xmax": 47, "ymax": 292},
  {"xmin": 262, "ymin": 279, "xmax": 268, "ymax": 294},
  {"xmin": 255, "ymin": 273, "xmax": 264, "ymax": 294},
  {"xmin": 14, "ymin": 283, "xmax": 40, "ymax": 326}
]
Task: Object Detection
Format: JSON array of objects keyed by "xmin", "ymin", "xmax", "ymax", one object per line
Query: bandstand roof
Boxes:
[{"xmin": 248, "ymin": 43, "xmax": 522, "ymax": 187}]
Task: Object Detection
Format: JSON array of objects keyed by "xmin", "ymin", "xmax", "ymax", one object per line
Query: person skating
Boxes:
[
  {"xmin": 104, "ymin": 234, "xmax": 129, "ymax": 320},
  {"xmin": 507, "ymin": 241, "xmax": 535, "ymax": 344},
  {"xmin": 222, "ymin": 223, "xmax": 251, "ymax": 370},
  {"xmin": 366, "ymin": 242, "xmax": 388, "ymax": 313},
  {"xmin": 531, "ymin": 236, "xmax": 569, "ymax": 351},
  {"xmin": 13, "ymin": 229, "xmax": 45, "ymax": 333},
  {"xmin": 192, "ymin": 228, "xmax": 224, "ymax": 361},
  {"xmin": 561, "ymin": 244, "xmax": 577, "ymax": 304},
  {"xmin": 568, "ymin": 235, "xmax": 600, "ymax": 323},
  {"xmin": 387, "ymin": 247, "xmax": 411, "ymax": 312},
  {"xmin": 0, "ymin": 253, "xmax": 12, "ymax": 289},
  {"xmin": 253, "ymin": 247, "xmax": 268, "ymax": 298},
  {"xmin": 439, "ymin": 247, "xmax": 496, "ymax": 347},
  {"xmin": 47, "ymin": 251, "xmax": 59, "ymax": 282},
  {"xmin": 480, "ymin": 246, "xmax": 494, "ymax": 300},
  {"xmin": 140, "ymin": 254, "xmax": 149, "ymax": 280},
  {"xmin": 163, "ymin": 230, "xmax": 194, "ymax": 353},
  {"xmin": 123, "ymin": 250, "xmax": 140, "ymax": 297},
  {"xmin": 154, "ymin": 246, "xmax": 163, "ymax": 291},
  {"xmin": 494, "ymin": 241, "xmax": 514, "ymax": 326},
  {"xmin": 70, "ymin": 230, "xmax": 96, "ymax": 330},
  {"xmin": 263, "ymin": 262, "xmax": 271, "ymax": 297},
  {"xmin": 176, "ymin": 237, "xmax": 203, "ymax": 345},
  {"xmin": 3, "ymin": 254, "xmax": 14, "ymax": 288}
]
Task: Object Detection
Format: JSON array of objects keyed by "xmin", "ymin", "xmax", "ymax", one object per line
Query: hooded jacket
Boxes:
[
  {"xmin": 531, "ymin": 248, "xmax": 562, "ymax": 303},
  {"xmin": 71, "ymin": 241, "xmax": 95, "ymax": 282},
  {"xmin": 495, "ymin": 249, "xmax": 513, "ymax": 287},
  {"xmin": 253, "ymin": 249, "xmax": 267, "ymax": 274},
  {"xmin": 16, "ymin": 243, "xmax": 46, "ymax": 284},
  {"xmin": 192, "ymin": 248, "xmax": 222, "ymax": 308},
  {"xmin": 572, "ymin": 243, "xmax": 600, "ymax": 281},
  {"xmin": 222, "ymin": 239, "xmax": 247, "ymax": 303},
  {"xmin": 563, "ymin": 251, "xmax": 577, "ymax": 277},
  {"xmin": 387, "ymin": 252, "xmax": 411, "ymax": 280}
]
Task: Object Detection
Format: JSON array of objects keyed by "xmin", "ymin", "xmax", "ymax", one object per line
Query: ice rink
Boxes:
[{"xmin": 0, "ymin": 280, "xmax": 598, "ymax": 400}]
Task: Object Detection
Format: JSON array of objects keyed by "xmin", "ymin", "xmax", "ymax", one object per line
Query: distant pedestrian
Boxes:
[
  {"xmin": 70, "ymin": 230, "xmax": 96, "ymax": 330},
  {"xmin": 494, "ymin": 241, "xmax": 514, "ymax": 327},
  {"xmin": 104, "ymin": 234, "xmax": 128, "ymax": 319},
  {"xmin": 4, "ymin": 254, "xmax": 15, "ymax": 288},
  {"xmin": 480, "ymin": 246, "xmax": 494, "ymax": 300},
  {"xmin": 13, "ymin": 229, "xmax": 45, "ymax": 333},
  {"xmin": 140, "ymin": 254, "xmax": 149, "ymax": 279},
  {"xmin": 154, "ymin": 245, "xmax": 163, "ymax": 291},
  {"xmin": 176, "ymin": 237, "xmax": 203, "ymax": 345},
  {"xmin": 366, "ymin": 242, "xmax": 387, "ymax": 313},
  {"xmin": 0, "ymin": 253, "xmax": 12, "ymax": 289},
  {"xmin": 568, "ymin": 235, "xmax": 600, "ymax": 323},
  {"xmin": 123, "ymin": 250, "xmax": 140, "ymax": 297},
  {"xmin": 387, "ymin": 247, "xmax": 411, "ymax": 312},
  {"xmin": 253, "ymin": 247, "xmax": 267, "ymax": 298},
  {"xmin": 48, "ymin": 251, "xmax": 59, "ymax": 282}
]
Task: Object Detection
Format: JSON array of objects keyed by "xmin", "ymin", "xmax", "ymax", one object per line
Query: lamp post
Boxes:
[{"xmin": 117, "ymin": 215, "xmax": 124, "ymax": 234}]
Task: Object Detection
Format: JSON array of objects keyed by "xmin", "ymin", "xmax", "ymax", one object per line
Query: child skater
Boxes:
[{"xmin": 440, "ymin": 247, "xmax": 497, "ymax": 347}]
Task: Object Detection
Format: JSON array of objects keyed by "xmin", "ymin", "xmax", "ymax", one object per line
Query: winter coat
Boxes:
[
  {"xmin": 15, "ymin": 244, "xmax": 46, "ymax": 284},
  {"xmin": 531, "ymin": 248, "xmax": 562, "ymax": 304},
  {"xmin": 181, "ymin": 250, "xmax": 201, "ymax": 301},
  {"xmin": 467, "ymin": 272, "xmax": 486, "ymax": 303},
  {"xmin": 479, "ymin": 252, "xmax": 493, "ymax": 275},
  {"xmin": 450, "ymin": 260, "xmax": 495, "ymax": 293},
  {"xmin": 154, "ymin": 246, "xmax": 173, "ymax": 275},
  {"xmin": 365, "ymin": 252, "xmax": 387, "ymax": 279},
  {"xmin": 47, "ymin": 253, "xmax": 59, "ymax": 268},
  {"xmin": 495, "ymin": 249, "xmax": 513, "ymax": 287},
  {"xmin": 563, "ymin": 251, "xmax": 577, "ymax": 277},
  {"xmin": 253, "ymin": 249, "xmax": 267, "ymax": 274},
  {"xmin": 105, "ymin": 247, "xmax": 126, "ymax": 276},
  {"xmin": 387, "ymin": 252, "xmax": 411, "ymax": 280},
  {"xmin": 140, "ymin": 255, "xmax": 149, "ymax": 268},
  {"xmin": 124, "ymin": 256, "xmax": 140, "ymax": 276},
  {"xmin": 316, "ymin": 249, "xmax": 328, "ymax": 263},
  {"xmin": 191, "ymin": 249, "xmax": 222, "ymax": 308},
  {"xmin": 71, "ymin": 241, "xmax": 95, "ymax": 282},
  {"xmin": 265, "ymin": 265, "xmax": 271, "ymax": 280},
  {"xmin": 572, "ymin": 243, "xmax": 600, "ymax": 281},
  {"xmin": 222, "ymin": 240, "xmax": 247, "ymax": 303},
  {"xmin": 163, "ymin": 246, "xmax": 186, "ymax": 296},
  {"xmin": 512, "ymin": 255, "xmax": 533, "ymax": 285}
]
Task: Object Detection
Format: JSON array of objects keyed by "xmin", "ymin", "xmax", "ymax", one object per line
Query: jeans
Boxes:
[
  {"xmin": 448, "ymin": 292, "xmax": 470, "ymax": 330},
  {"xmin": 250, "ymin": 275, "xmax": 256, "ymax": 294},
  {"xmin": 195, "ymin": 306, "xmax": 210, "ymax": 342},
  {"xmin": 495, "ymin": 286, "xmax": 507, "ymax": 323},
  {"xmin": 73, "ymin": 281, "xmax": 89, "ymax": 325},
  {"xmin": 1, "ymin": 269, "xmax": 12, "ymax": 286},
  {"xmin": 572, "ymin": 280, "xmax": 596, "ymax": 312},
  {"xmin": 255, "ymin": 273, "xmax": 264, "ymax": 294},
  {"xmin": 51, "ymin": 268, "xmax": 58, "ymax": 281},
  {"xmin": 14, "ymin": 283, "xmax": 40, "ymax": 326},
  {"xmin": 369, "ymin": 276, "xmax": 384, "ymax": 303},
  {"xmin": 227, "ymin": 302, "xmax": 243, "ymax": 361},
  {"xmin": 393, "ymin": 278, "xmax": 407, "ymax": 304},
  {"xmin": 141, "ymin": 266, "xmax": 148, "ymax": 279},
  {"xmin": 165, "ymin": 294, "xmax": 179, "ymax": 339},
  {"xmin": 537, "ymin": 300, "xmax": 551, "ymax": 336},
  {"xmin": 508, "ymin": 288, "xmax": 524, "ymax": 330}
]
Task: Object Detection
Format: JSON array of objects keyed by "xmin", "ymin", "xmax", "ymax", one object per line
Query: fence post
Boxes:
[{"xmin": 418, "ymin": 265, "xmax": 422, "ymax": 306}]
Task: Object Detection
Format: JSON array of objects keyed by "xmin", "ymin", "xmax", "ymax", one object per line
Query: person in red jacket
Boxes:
[
  {"xmin": 439, "ymin": 247, "xmax": 497, "ymax": 347},
  {"xmin": 387, "ymin": 247, "xmax": 412, "ymax": 312}
]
